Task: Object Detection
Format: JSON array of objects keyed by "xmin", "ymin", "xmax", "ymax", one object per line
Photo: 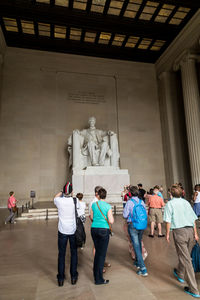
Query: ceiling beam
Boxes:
[
  {"xmin": 0, "ymin": 0, "xmax": 181, "ymax": 40},
  {"xmin": 4, "ymin": 32, "xmax": 160, "ymax": 63},
  {"xmin": 156, "ymin": 0, "xmax": 199, "ymax": 8}
]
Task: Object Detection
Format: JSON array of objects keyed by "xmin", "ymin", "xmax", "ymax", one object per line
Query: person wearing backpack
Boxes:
[{"xmin": 123, "ymin": 185, "xmax": 148, "ymax": 276}]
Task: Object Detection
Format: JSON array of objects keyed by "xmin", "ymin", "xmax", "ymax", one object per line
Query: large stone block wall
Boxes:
[{"xmin": 0, "ymin": 47, "xmax": 165, "ymax": 206}]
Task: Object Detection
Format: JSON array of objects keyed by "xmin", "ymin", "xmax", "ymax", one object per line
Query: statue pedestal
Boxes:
[{"xmin": 72, "ymin": 166, "xmax": 130, "ymax": 203}]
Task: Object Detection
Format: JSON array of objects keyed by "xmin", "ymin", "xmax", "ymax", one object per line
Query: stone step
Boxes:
[
  {"xmin": 28, "ymin": 208, "xmax": 58, "ymax": 213},
  {"xmin": 17, "ymin": 215, "xmax": 59, "ymax": 221},
  {"xmin": 17, "ymin": 210, "xmax": 123, "ymax": 221},
  {"xmin": 16, "ymin": 203, "xmax": 124, "ymax": 221},
  {"xmin": 21, "ymin": 211, "xmax": 58, "ymax": 217}
]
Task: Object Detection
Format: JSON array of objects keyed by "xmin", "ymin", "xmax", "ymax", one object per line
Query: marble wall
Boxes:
[{"xmin": 0, "ymin": 47, "xmax": 165, "ymax": 206}]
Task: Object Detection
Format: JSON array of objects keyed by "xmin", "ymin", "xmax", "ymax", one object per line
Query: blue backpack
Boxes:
[
  {"xmin": 191, "ymin": 242, "xmax": 200, "ymax": 272},
  {"xmin": 131, "ymin": 198, "xmax": 148, "ymax": 230}
]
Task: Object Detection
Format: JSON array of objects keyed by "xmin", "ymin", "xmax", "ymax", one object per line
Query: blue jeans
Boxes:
[
  {"xmin": 5, "ymin": 208, "xmax": 16, "ymax": 223},
  {"xmin": 91, "ymin": 228, "xmax": 110, "ymax": 284},
  {"xmin": 128, "ymin": 224, "xmax": 146, "ymax": 270},
  {"xmin": 57, "ymin": 231, "xmax": 78, "ymax": 280}
]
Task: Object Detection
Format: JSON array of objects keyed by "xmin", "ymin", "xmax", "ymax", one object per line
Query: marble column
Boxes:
[
  {"xmin": 174, "ymin": 51, "xmax": 200, "ymax": 186},
  {"xmin": 158, "ymin": 71, "xmax": 179, "ymax": 187}
]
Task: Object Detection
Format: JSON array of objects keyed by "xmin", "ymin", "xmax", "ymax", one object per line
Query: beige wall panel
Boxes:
[
  {"xmin": 117, "ymin": 77, "xmax": 165, "ymax": 188},
  {"xmin": 0, "ymin": 48, "xmax": 165, "ymax": 205}
]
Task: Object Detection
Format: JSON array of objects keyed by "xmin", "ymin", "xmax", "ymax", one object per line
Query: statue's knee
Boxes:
[
  {"xmin": 101, "ymin": 141, "xmax": 108, "ymax": 149},
  {"xmin": 88, "ymin": 140, "xmax": 95, "ymax": 147}
]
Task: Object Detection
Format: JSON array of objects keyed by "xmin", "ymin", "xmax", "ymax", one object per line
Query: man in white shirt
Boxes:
[{"xmin": 54, "ymin": 182, "xmax": 80, "ymax": 286}]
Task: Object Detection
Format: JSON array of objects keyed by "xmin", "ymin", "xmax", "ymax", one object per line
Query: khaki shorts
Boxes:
[{"xmin": 149, "ymin": 208, "xmax": 163, "ymax": 223}]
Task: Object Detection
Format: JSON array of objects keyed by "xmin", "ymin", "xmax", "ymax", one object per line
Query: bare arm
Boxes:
[
  {"xmin": 108, "ymin": 209, "xmax": 114, "ymax": 225},
  {"xmin": 90, "ymin": 208, "xmax": 93, "ymax": 222},
  {"xmin": 194, "ymin": 222, "xmax": 199, "ymax": 241},
  {"xmin": 166, "ymin": 222, "xmax": 171, "ymax": 243},
  {"xmin": 193, "ymin": 191, "xmax": 198, "ymax": 202}
]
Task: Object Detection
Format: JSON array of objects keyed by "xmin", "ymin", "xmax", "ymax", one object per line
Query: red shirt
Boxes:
[
  {"xmin": 8, "ymin": 195, "xmax": 16, "ymax": 209},
  {"xmin": 124, "ymin": 192, "xmax": 131, "ymax": 202}
]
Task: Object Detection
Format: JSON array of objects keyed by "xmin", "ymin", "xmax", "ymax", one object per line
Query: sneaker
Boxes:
[
  {"xmin": 173, "ymin": 268, "xmax": 185, "ymax": 283},
  {"xmin": 143, "ymin": 251, "xmax": 148, "ymax": 260},
  {"xmin": 133, "ymin": 261, "xmax": 140, "ymax": 269},
  {"xmin": 184, "ymin": 287, "xmax": 200, "ymax": 298},
  {"xmin": 137, "ymin": 268, "xmax": 148, "ymax": 277}
]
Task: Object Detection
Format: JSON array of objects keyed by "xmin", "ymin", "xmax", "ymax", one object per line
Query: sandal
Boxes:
[
  {"xmin": 104, "ymin": 262, "xmax": 111, "ymax": 267},
  {"xmin": 158, "ymin": 234, "xmax": 165, "ymax": 238}
]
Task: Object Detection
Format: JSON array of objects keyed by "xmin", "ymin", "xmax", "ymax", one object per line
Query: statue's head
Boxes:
[{"xmin": 88, "ymin": 116, "xmax": 96, "ymax": 128}]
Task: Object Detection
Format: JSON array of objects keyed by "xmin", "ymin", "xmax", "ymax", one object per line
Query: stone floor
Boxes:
[{"xmin": 0, "ymin": 216, "xmax": 200, "ymax": 300}]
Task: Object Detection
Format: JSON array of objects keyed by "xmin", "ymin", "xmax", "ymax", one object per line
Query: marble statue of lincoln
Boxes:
[{"xmin": 68, "ymin": 116, "xmax": 119, "ymax": 169}]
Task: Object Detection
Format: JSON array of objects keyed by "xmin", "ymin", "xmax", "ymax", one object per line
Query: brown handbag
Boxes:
[
  {"xmin": 12, "ymin": 206, "xmax": 17, "ymax": 213},
  {"xmin": 96, "ymin": 202, "xmax": 113, "ymax": 236}
]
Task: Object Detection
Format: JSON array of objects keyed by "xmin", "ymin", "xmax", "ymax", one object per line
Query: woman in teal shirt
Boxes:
[{"xmin": 90, "ymin": 188, "xmax": 114, "ymax": 285}]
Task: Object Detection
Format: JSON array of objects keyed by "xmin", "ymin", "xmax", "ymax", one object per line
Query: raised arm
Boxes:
[{"xmin": 54, "ymin": 192, "xmax": 62, "ymax": 198}]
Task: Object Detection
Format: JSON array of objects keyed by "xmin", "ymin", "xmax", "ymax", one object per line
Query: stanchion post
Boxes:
[
  {"xmin": 46, "ymin": 209, "xmax": 48, "ymax": 220},
  {"xmin": 30, "ymin": 191, "xmax": 36, "ymax": 209}
]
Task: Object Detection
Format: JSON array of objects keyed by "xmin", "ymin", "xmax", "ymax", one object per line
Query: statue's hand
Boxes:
[
  {"xmin": 73, "ymin": 129, "xmax": 80, "ymax": 134},
  {"xmin": 108, "ymin": 130, "xmax": 114, "ymax": 136}
]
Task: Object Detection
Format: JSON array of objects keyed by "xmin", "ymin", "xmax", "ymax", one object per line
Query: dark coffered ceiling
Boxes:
[{"xmin": 0, "ymin": 0, "xmax": 199, "ymax": 63}]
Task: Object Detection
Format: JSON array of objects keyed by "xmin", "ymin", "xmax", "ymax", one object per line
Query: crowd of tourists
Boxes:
[{"xmin": 5, "ymin": 182, "xmax": 200, "ymax": 298}]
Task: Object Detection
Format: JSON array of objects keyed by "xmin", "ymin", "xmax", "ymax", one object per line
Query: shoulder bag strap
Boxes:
[
  {"xmin": 73, "ymin": 197, "xmax": 78, "ymax": 226},
  {"xmin": 96, "ymin": 202, "xmax": 112, "ymax": 233}
]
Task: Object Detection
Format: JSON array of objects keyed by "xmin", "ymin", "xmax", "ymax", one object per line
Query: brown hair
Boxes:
[
  {"xmin": 154, "ymin": 185, "xmax": 160, "ymax": 190},
  {"xmin": 195, "ymin": 184, "xmax": 200, "ymax": 192},
  {"xmin": 98, "ymin": 188, "xmax": 107, "ymax": 200},
  {"xmin": 129, "ymin": 185, "xmax": 139, "ymax": 197},
  {"xmin": 9, "ymin": 191, "xmax": 14, "ymax": 196},
  {"xmin": 76, "ymin": 193, "xmax": 83, "ymax": 201},
  {"xmin": 171, "ymin": 184, "xmax": 182, "ymax": 198},
  {"xmin": 94, "ymin": 186, "xmax": 103, "ymax": 194}
]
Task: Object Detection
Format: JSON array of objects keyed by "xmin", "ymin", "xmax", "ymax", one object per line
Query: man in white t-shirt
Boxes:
[{"xmin": 54, "ymin": 182, "xmax": 80, "ymax": 287}]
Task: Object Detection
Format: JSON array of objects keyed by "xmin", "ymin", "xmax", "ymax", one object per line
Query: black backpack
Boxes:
[{"xmin": 73, "ymin": 198, "xmax": 86, "ymax": 248}]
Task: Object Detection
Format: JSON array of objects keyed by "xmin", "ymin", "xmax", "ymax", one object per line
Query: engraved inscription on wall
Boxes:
[{"xmin": 68, "ymin": 90, "xmax": 106, "ymax": 105}]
